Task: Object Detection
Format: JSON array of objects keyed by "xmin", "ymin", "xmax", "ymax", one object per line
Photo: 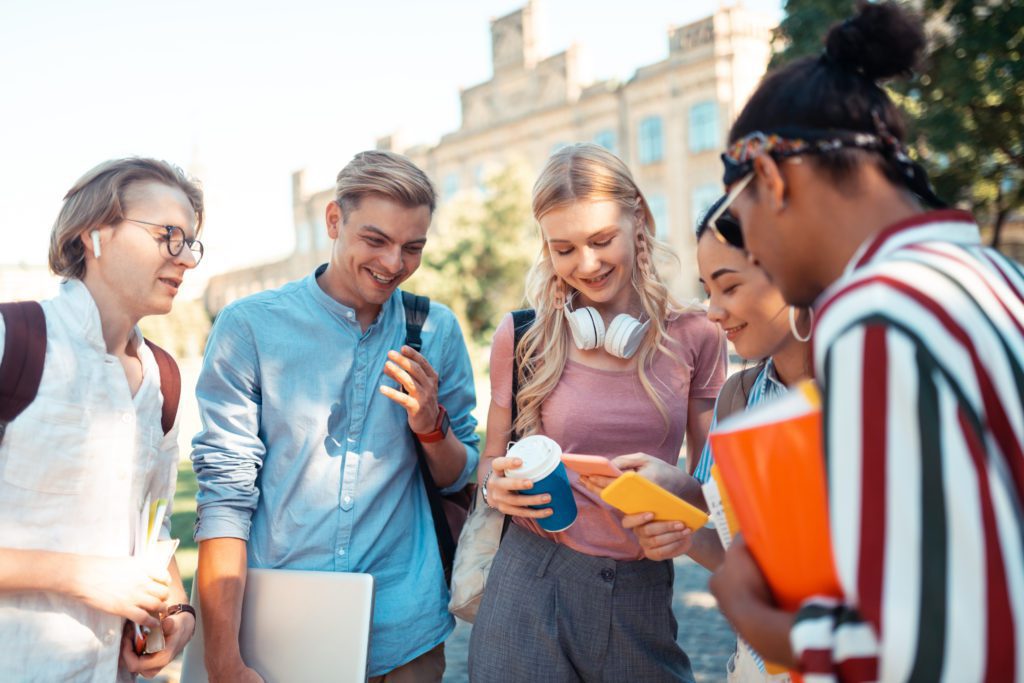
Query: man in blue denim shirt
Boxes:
[{"xmin": 192, "ymin": 151, "xmax": 479, "ymax": 682}]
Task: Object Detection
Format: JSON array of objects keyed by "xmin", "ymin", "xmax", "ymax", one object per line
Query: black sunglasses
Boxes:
[{"xmin": 697, "ymin": 195, "xmax": 744, "ymax": 249}]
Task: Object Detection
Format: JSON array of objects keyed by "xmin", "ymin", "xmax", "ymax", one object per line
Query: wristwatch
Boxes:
[
  {"xmin": 415, "ymin": 405, "xmax": 450, "ymax": 444},
  {"xmin": 165, "ymin": 603, "xmax": 196, "ymax": 620},
  {"xmin": 481, "ymin": 469, "xmax": 496, "ymax": 509}
]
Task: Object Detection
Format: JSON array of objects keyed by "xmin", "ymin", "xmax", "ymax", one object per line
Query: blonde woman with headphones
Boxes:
[{"xmin": 468, "ymin": 143, "xmax": 726, "ymax": 682}]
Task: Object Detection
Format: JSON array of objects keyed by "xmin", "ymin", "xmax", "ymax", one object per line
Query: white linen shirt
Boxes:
[{"xmin": 0, "ymin": 279, "xmax": 178, "ymax": 682}]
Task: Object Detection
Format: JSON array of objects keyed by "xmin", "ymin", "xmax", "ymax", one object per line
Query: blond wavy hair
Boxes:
[{"xmin": 514, "ymin": 143, "xmax": 685, "ymax": 439}]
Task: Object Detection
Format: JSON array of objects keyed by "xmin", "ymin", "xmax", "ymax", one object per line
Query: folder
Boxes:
[{"xmin": 708, "ymin": 381, "xmax": 842, "ymax": 612}]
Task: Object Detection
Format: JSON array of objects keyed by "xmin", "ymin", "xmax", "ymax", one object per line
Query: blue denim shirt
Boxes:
[{"xmin": 192, "ymin": 267, "xmax": 479, "ymax": 676}]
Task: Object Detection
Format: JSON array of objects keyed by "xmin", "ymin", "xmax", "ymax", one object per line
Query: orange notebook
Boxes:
[{"xmin": 708, "ymin": 381, "xmax": 842, "ymax": 612}]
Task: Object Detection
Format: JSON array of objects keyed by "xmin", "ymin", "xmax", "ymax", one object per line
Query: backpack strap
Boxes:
[
  {"xmin": 501, "ymin": 308, "xmax": 536, "ymax": 540},
  {"xmin": 714, "ymin": 363, "xmax": 763, "ymax": 424},
  {"xmin": 508, "ymin": 308, "xmax": 536, "ymax": 442},
  {"xmin": 400, "ymin": 291, "xmax": 461, "ymax": 584},
  {"xmin": 401, "ymin": 291, "xmax": 430, "ymax": 353},
  {"xmin": 144, "ymin": 339, "xmax": 181, "ymax": 436},
  {"xmin": 0, "ymin": 302, "xmax": 47, "ymax": 445}
]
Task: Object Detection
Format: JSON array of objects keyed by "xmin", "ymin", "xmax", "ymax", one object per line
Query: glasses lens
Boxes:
[
  {"xmin": 714, "ymin": 211, "xmax": 744, "ymax": 249},
  {"xmin": 189, "ymin": 241, "xmax": 204, "ymax": 265},
  {"xmin": 165, "ymin": 226, "xmax": 185, "ymax": 255}
]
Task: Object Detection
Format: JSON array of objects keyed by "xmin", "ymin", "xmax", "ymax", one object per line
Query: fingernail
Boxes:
[
  {"xmin": 645, "ymin": 513, "xmax": 654, "ymax": 522},
  {"xmin": 674, "ymin": 522, "xmax": 685, "ymax": 530}
]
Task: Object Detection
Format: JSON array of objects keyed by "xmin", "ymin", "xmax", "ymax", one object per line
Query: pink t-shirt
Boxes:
[{"xmin": 490, "ymin": 310, "xmax": 726, "ymax": 560}]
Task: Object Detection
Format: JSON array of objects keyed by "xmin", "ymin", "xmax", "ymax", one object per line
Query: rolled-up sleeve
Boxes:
[
  {"xmin": 436, "ymin": 311, "xmax": 479, "ymax": 494},
  {"xmin": 191, "ymin": 305, "xmax": 266, "ymax": 541}
]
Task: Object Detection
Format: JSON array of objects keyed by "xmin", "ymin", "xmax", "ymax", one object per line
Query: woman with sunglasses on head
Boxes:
[
  {"xmin": 468, "ymin": 143, "xmax": 726, "ymax": 683},
  {"xmin": 706, "ymin": 2, "xmax": 1024, "ymax": 681}
]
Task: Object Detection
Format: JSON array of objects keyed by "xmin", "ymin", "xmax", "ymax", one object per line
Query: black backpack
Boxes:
[{"xmin": 400, "ymin": 292, "xmax": 535, "ymax": 585}]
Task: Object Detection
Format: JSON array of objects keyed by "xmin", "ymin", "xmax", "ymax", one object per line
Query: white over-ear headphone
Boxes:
[
  {"xmin": 563, "ymin": 294, "xmax": 650, "ymax": 359},
  {"xmin": 90, "ymin": 230, "xmax": 101, "ymax": 258}
]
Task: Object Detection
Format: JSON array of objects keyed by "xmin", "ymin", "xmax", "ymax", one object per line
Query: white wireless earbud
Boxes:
[
  {"xmin": 90, "ymin": 230, "xmax": 101, "ymax": 258},
  {"xmin": 563, "ymin": 294, "xmax": 650, "ymax": 359}
]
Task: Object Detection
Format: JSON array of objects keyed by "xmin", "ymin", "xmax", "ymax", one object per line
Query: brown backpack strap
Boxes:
[
  {"xmin": 144, "ymin": 339, "xmax": 180, "ymax": 436},
  {"xmin": 715, "ymin": 363, "xmax": 764, "ymax": 424},
  {"xmin": 0, "ymin": 302, "xmax": 47, "ymax": 444}
]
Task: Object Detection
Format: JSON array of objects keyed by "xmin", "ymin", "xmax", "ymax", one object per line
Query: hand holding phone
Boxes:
[
  {"xmin": 600, "ymin": 472, "xmax": 709, "ymax": 530},
  {"xmin": 561, "ymin": 453, "xmax": 623, "ymax": 479}
]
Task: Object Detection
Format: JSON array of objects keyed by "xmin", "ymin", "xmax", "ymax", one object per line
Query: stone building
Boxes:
[{"xmin": 205, "ymin": 2, "xmax": 775, "ymax": 316}]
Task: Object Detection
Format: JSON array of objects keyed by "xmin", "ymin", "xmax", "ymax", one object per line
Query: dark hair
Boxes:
[
  {"xmin": 729, "ymin": 1, "xmax": 926, "ymax": 185},
  {"xmin": 695, "ymin": 195, "xmax": 744, "ymax": 249}
]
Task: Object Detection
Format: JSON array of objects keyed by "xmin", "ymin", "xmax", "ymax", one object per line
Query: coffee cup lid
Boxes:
[{"xmin": 505, "ymin": 435, "xmax": 562, "ymax": 481}]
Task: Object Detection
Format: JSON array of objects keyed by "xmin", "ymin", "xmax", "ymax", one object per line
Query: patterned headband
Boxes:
[{"xmin": 720, "ymin": 125, "xmax": 946, "ymax": 208}]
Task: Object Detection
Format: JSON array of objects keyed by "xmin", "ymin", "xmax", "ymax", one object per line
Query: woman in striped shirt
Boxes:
[{"xmin": 707, "ymin": 3, "xmax": 1024, "ymax": 682}]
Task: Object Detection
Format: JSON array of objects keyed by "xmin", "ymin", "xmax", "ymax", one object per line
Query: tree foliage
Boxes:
[
  {"xmin": 404, "ymin": 162, "xmax": 537, "ymax": 348},
  {"xmin": 771, "ymin": 0, "xmax": 1024, "ymax": 252}
]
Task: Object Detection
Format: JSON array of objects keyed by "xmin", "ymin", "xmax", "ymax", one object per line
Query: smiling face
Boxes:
[
  {"xmin": 540, "ymin": 199, "xmax": 638, "ymax": 311},
  {"xmin": 697, "ymin": 231, "xmax": 791, "ymax": 361},
  {"xmin": 323, "ymin": 193, "xmax": 431, "ymax": 317},
  {"xmin": 83, "ymin": 181, "xmax": 199, "ymax": 319}
]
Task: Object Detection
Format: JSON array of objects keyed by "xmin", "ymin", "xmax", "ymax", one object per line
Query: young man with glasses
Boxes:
[
  {"xmin": 192, "ymin": 150, "xmax": 479, "ymax": 682},
  {"xmin": 0, "ymin": 157, "xmax": 204, "ymax": 681}
]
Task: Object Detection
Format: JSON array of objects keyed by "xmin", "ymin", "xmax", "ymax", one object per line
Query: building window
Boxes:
[
  {"xmin": 474, "ymin": 165, "xmax": 487, "ymax": 192},
  {"xmin": 692, "ymin": 184, "xmax": 721, "ymax": 230},
  {"xmin": 315, "ymin": 221, "xmax": 330, "ymax": 249},
  {"xmin": 442, "ymin": 174, "xmax": 459, "ymax": 201},
  {"xmin": 638, "ymin": 116, "xmax": 664, "ymax": 164},
  {"xmin": 689, "ymin": 101, "xmax": 719, "ymax": 153},
  {"xmin": 295, "ymin": 222, "xmax": 311, "ymax": 254},
  {"xmin": 593, "ymin": 129, "xmax": 617, "ymax": 154},
  {"xmin": 647, "ymin": 193, "xmax": 669, "ymax": 240}
]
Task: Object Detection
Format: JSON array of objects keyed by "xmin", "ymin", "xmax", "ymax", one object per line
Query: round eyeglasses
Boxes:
[{"xmin": 122, "ymin": 218, "xmax": 204, "ymax": 265}]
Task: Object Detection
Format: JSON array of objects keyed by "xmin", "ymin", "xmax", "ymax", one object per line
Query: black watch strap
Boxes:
[{"xmin": 166, "ymin": 603, "xmax": 196, "ymax": 619}]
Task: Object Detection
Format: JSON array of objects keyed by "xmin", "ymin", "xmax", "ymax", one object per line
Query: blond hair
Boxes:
[
  {"xmin": 515, "ymin": 143, "xmax": 684, "ymax": 439},
  {"xmin": 335, "ymin": 150, "xmax": 437, "ymax": 219},
  {"xmin": 49, "ymin": 158, "xmax": 204, "ymax": 280}
]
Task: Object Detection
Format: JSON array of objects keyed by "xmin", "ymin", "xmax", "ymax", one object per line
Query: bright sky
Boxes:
[{"xmin": 1, "ymin": 0, "xmax": 780, "ymax": 296}]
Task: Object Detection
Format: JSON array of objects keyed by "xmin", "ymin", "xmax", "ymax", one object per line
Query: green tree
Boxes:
[
  {"xmin": 770, "ymin": 1, "xmax": 1024, "ymax": 252},
  {"xmin": 904, "ymin": 1, "xmax": 1024, "ymax": 249},
  {"xmin": 770, "ymin": 0, "xmax": 852, "ymax": 70},
  {"xmin": 404, "ymin": 162, "xmax": 537, "ymax": 348}
]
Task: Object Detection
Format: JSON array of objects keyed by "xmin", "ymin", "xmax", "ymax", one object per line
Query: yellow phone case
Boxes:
[{"xmin": 600, "ymin": 471, "xmax": 709, "ymax": 529}]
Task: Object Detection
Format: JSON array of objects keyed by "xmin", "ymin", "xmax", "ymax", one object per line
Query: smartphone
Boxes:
[
  {"xmin": 561, "ymin": 453, "xmax": 623, "ymax": 478},
  {"xmin": 600, "ymin": 471, "xmax": 709, "ymax": 529}
]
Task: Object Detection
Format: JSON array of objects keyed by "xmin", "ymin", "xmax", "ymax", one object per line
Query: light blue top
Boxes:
[
  {"xmin": 692, "ymin": 357, "xmax": 787, "ymax": 675},
  {"xmin": 693, "ymin": 358, "xmax": 787, "ymax": 485},
  {"xmin": 191, "ymin": 266, "xmax": 480, "ymax": 676}
]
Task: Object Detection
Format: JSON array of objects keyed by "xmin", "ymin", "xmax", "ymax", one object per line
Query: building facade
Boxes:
[{"xmin": 205, "ymin": 2, "xmax": 775, "ymax": 316}]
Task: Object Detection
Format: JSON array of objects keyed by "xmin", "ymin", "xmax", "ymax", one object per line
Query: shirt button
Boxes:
[
  {"xmin": 337, "ymin": 547, "xmax": 345, "ymax": 556},
  {"xmin": 343, "ymin": 495, "xmax": 352, "ymax": 505},
  {"xmin": 121, "ymin": 413, "xmax": 133, "ymax": 424},
  {"xmin": 346, "ymin": 311, "xmax": 354, "ymax": 320},
  {"xmin": 600, "ymin": 568, "xmax": 615, "ymax": 583}
]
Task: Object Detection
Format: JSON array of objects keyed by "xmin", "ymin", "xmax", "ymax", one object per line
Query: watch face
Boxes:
[{"xmin": 439, "ymin": 409, "xmax": 451, "ymax": 437}]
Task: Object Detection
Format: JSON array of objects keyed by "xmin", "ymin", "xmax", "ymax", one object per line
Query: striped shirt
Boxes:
[
  {"xmin": 693, "ymin": 357, "xmax": 788, "ymax": 485},
  {"xmin": 792, "ymin": 210, "xmax": 1024, "ymax": 682}
]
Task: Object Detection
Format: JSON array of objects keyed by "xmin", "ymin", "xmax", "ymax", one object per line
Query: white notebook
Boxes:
[{"xmin": 181, "ymin": 568, "xmax": 375, "ymax": 683}]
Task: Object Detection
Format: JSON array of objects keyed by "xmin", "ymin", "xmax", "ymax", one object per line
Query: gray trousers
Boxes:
[{"xmin": 468, "ymin": 524, "xmax": 695, "ymax": 682}]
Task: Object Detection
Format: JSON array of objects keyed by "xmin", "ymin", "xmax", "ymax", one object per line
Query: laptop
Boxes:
[{"xmin": 180, "ymin": 568, "xmax": 375, "ymax": 683}]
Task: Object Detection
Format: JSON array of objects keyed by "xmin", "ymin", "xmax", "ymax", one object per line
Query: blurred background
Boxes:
[{"xmin": 2, "ymin": 0, "xmax": 1021, "ymax": 680}]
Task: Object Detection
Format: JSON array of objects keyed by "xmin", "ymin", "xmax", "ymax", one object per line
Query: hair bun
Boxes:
[{"xmin": 824, "ymin": 1, "xmax": 925, "ymax": 81}]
